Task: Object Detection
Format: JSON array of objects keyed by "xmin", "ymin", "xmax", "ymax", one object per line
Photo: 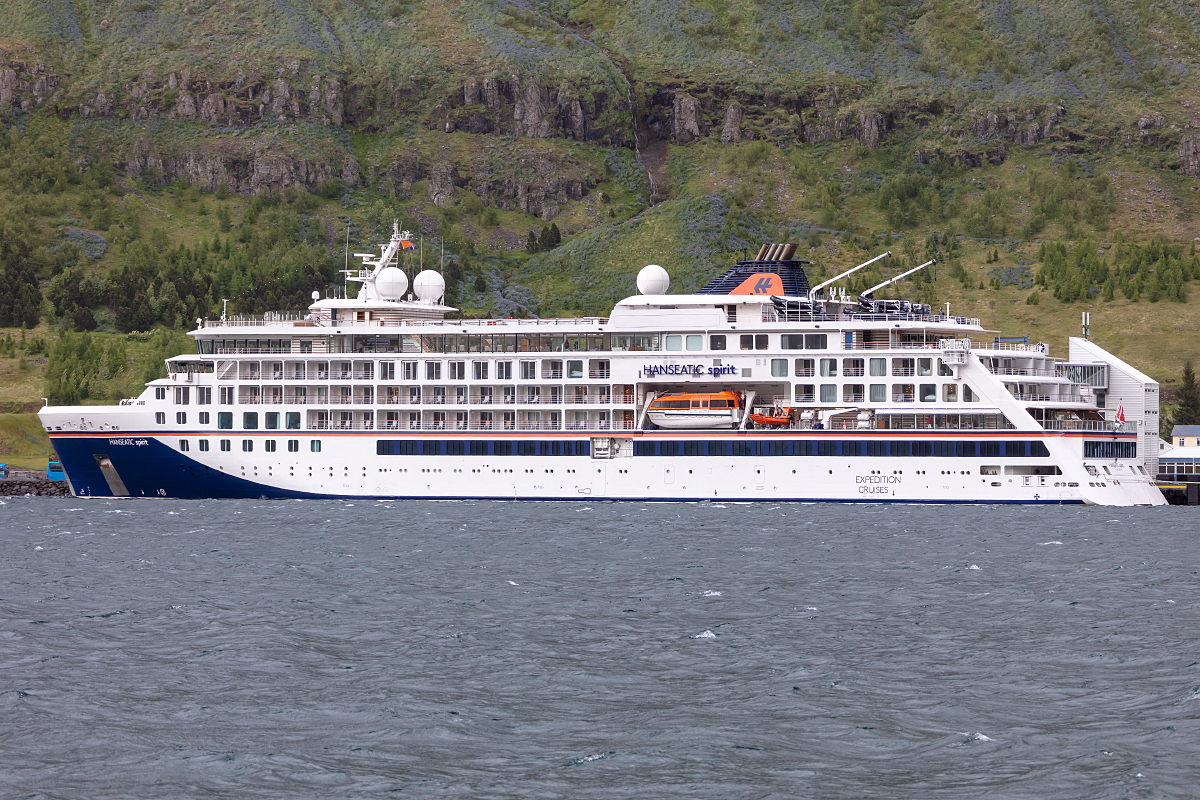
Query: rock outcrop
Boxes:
[
  {"xmin": 673, "ymin": 93, "xmax": 702, "ymax": 143},
  {"xmin": 720, "ymin": 104, "xmax": 742, "ymax": 144},
  {"xmin": 1182, "ymin": 132, "xmax": 1200, "ymax": 178},
  {"xmin": 126, "ymin": 139, "xmax": 359, "ymax": 194},
  {"xmin": 428, "ymin": 160, "xmax": 456, "ymax": 207}
]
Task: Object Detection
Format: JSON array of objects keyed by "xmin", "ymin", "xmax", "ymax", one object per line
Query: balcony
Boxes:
[
  {"xmin": 843, "ymin": 368, "xmax": 865, "ymax": 377},
  {"xmin": 891, "ymin": 392, "xmax": 915, "ymax": 403},
  {"xmin": 589, "ymin": 369, "xmax": 611, "ymax": 379}
]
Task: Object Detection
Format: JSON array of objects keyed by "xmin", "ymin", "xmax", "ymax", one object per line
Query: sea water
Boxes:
[{"xmin": 2, "ymin": 498, "xmax": 1198, "ymax": 798}]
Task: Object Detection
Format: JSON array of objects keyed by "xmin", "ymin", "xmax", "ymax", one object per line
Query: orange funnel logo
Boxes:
[{"xmin": 730, "ymin": 272, "xmax": 783, "ymax": 295}]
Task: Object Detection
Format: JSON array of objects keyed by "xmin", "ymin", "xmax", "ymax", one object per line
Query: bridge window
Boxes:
[
  {"xmin": 710, "ymin": 335, "xmax": 726, "ymax": 351},
  {"xmin": 755, "ymin": 335, "xmax": 768, "ymax": 350},
  {"xmin": 804, "ymin": 334, "xmax": 827, "ymax": 350},
  {"xmin": 666, "ymin": 335, "xmax": 683, "ymax": 351},
  {"xmin": 686, "ymin": 335, "xmax": 703, "ymax": 351}
]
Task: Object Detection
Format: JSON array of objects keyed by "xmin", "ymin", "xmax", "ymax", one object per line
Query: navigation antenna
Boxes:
[
  {"xmin": 1082, "ymin": 311, "xmax": 1090, "ymax": 341},
  {"xmin": 221, "ymin": 298, "xmax": 229, "ymax": 322}
]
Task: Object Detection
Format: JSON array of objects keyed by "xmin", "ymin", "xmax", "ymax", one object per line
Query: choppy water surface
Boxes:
[{"xmin": 2, "ymin": 499, "xmax": 1199, "ymax": 798}]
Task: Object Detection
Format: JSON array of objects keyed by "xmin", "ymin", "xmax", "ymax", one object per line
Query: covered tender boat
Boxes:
[{"xmin": 647, "ymin": 391, "xmax": 743, "ymax": 429}]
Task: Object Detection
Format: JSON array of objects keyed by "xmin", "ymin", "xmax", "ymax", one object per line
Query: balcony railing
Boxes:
[
  {"xmin": 843, "ymin": 368, "xmax": 865, "ymax": 377},
  {"xmin": 589, "ymin": 369, "xmax": 611, "ymax": 379}
]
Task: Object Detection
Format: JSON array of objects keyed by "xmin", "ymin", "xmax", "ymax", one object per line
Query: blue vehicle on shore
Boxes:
[{"xmin": 47, "ymin": 461, "xmax": 65, "ymax": 481}]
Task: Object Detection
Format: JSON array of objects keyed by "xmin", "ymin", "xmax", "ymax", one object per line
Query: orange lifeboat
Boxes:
[
  {"xmin": 749, "ymin": 408, "xmax": 794, "ymax": 428},
  {"xmin": 646, "ymin": 391, "xmax": 743, "ymax": 429}
]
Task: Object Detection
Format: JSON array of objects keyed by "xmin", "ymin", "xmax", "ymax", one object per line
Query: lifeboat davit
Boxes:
[{"xmin": 647, "ymin": 391, "xmax": 743, "ymax": 429}]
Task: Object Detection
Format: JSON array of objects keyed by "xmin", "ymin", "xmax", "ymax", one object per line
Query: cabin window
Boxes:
[
  {"xmin": 175, "ymin": 387, "xmax": 190, "ymax": 404},
  {"xmin": 176, "ymin": 412, "xmax": 186, "ymax": 424},
  {"xmin": 179, "ymin": 440, "xmax": 189, "ymax": 452},
  {"xmin": 199, "ymin": 412, "xmax": 210, "ymax": 424},
  {"xmin": 755, "ymin": 334, "xmax": 768, "ymax": 350},
  {"xmin": 843, "ymin": 358, "xmax": 864, "ymax": 377},
  {"xmin": 869, "ymin": 358, "xmax": 887, "ymax": 376},
  {"xmin": 380, "ymin": 362, "xmax": 396, "ymax": 381},
  {"xmin": 497, "ymin": 361, "xmax": 514, "ymax": 380},
  {"xmin": 795, "ymin": 385, "xmax": 815, "ymax": 403},
  {"xmin": 219, "ymin": 387, "xmax": 234, "ymax": 405},
  {"xmin": 220, "ymin": 439, "xmax": 231, "ymax": 452},
  {"xmin": 771, "ymin": 359, "xmax": 788, "ymax": 377},
  {"xmin": 918, "ymin": 358, "xmax": 933, "ymax": 377},
  {"xmin": 199, "ymin": 440, "xmax": 209, "ymax": 452},
  {"xmin": 403, "ymin": 361, "xmax": 419, "ymax": 380},
  {"xmin": 782, "ymin": 334, "xmax": 804, "ymax": 350},
  {"xmin": 243, "ymin": 412, "xmax": 258, "ymax": 429},
  {"xmin": 288, "ymin": 440, "xmax": 299, "ymax": 452},
  {"xmin": 939, "ymin": 359, "xmax": 954, "ymax": 377},
  {"xmin": 242, "ymin": 440, "xmax": 253, "ymax": 452},
  {"xmin": 804, "ymin": 334, "xmax": 827, "ymax": 350},
  {"xmin": 893, "ymin": 384, "xmax": 915, "ymax": 402},
  {"xmin": 892, "ymin": 358, "xmax": 915, "ymax": 376},
  {"xmin": 919, "ymin": 384, "xmax": 937, "ymax": 402},
  {"xmin": 473, "ymin": 361, "xmax": 489, "ymax": 380},
  {"xmin": 870, "ymin": 384, "xmax": 886, "ymax": 403},
  {"xmin": 426, "ymin": 362, "xmax": 442, "ymax": 380},
  {"xmin": 567, "ymin": 360, "xmax": 583, "ymax": 379},
  {"xmin": 265, "ymin": 412, "xmax": 279, "ymax": 430},
  {"xmin": 686, "ymin": 335, "xmax": 703, "ymax": 351},
  {"xmin": 286, "ymin": 412, "xmax": 300, "ymax": 429},
  {"xmin": 843, "ymin": 384, "xmax": 865, "ymax": 403},
  {"xmin": 795, "ymin": 359, "xmax": 815, "ymax": 377},
  {"xmin": 820, "ymin": 384, "xmax": 837, "ymax": 403},
  {"xmin": 217, "ymin": 412, "xmax": 232, "ymax": 429},
  {"xmin": 820, "ymin": 358, "xmax": 838, "ymax": 377},
  {"xmin": 265, "ymin": 440, "xmax": 277, "ymax": 453},
  {"xmin": 943, "ymin": 384, "xmax": 958, "ymax": 402},
  {"xmin": 155, "ymin": 387, "xmax": 167, "ymax": 400},
  {"xmin": 197, "ymin": 387, "xmax": 212, "ymax": 405},
  {"xmin": 740, "ymin": 334, "xmax": 754, "ymax": 351},
  {"xmin": 520, "ymin": 361, "xmax": 536, "ymax": 379},
  {"xmin": 963, "ymin": 384, "xmax": 979, "ymax": 402},
  {"xmin": 665, "ymin": 335, "xmax": 683, "ymax": 351},
  {"xmin": 449, "ymin": 361, "xmax": 466, "ymax": 380},
  {"xmin": 710, "ymin": 335, "xmax": 726, "ymax": 351},
  {"xmin": 310, "ymin": 440, "xmax": 322, "ymax": 453}
]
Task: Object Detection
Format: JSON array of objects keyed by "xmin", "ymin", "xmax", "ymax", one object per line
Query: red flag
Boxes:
[{"xmin": 1115, "ymin": 404, "xmax": 1126, "ymax": 425}]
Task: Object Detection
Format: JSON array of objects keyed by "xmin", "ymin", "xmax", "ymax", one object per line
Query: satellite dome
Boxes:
[
  {"xmin": 413, "ymin": 270, "xmax": 446, "ymax": 303},
  {"xmin": 637, "ymin": 264, "xmax": 670, "ymax": 295},
  {"xmin": 375, "ymin": 267, "xmax": 409, "ymax": 301}
]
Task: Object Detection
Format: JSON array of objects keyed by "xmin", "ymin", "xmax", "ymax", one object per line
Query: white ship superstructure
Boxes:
[{"xmin": 39, "ymin": 226, "xmax": 1164, "ymax": 505}]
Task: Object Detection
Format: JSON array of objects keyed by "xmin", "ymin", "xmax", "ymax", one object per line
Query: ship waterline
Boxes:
[{"xmin": 39, "ymin": 228, "xmax": 1164, "ymax": 506}]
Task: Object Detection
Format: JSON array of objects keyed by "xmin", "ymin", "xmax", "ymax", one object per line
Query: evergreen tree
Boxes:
[
  {"xmin": 550, "ymin": 223, "xmax": 562, "ymax": 246},
  {"xmin": 0, "ymin": 219, "xmax": 42, "ymax": 328},
  {"xmin": 526, "ymin": 231, "xmax": 539, "ymax": 253},
  {"xmin": 1173, "ymin": 361, "xmax": 1200, "ymax": 428},
  {"xmin": 538, "ymin": 226, "xmax": 553, "ymax": 251}
]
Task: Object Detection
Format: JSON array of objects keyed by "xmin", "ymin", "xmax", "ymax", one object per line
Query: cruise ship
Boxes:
[{"xmin": 38, "ymin": 224, "xmax": 1165, "ymax": 505}]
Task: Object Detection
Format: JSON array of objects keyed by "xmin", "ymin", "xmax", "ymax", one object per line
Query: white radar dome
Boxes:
[
  {"xmin": 413, "ymin": 270, "xmax": 446, "ymax": 303},
  {"xmin": 637, "ymin": 264, "xmax": 670, "ymax": 295},
  {"xmin": 375, "ymin": 267, "xmax": 409, "ymax": 301}
]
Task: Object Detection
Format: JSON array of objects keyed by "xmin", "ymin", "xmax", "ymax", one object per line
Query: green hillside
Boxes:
[{"xmin": 1, "ymin": 0, "xmax": 1199, "ymax": 411}]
